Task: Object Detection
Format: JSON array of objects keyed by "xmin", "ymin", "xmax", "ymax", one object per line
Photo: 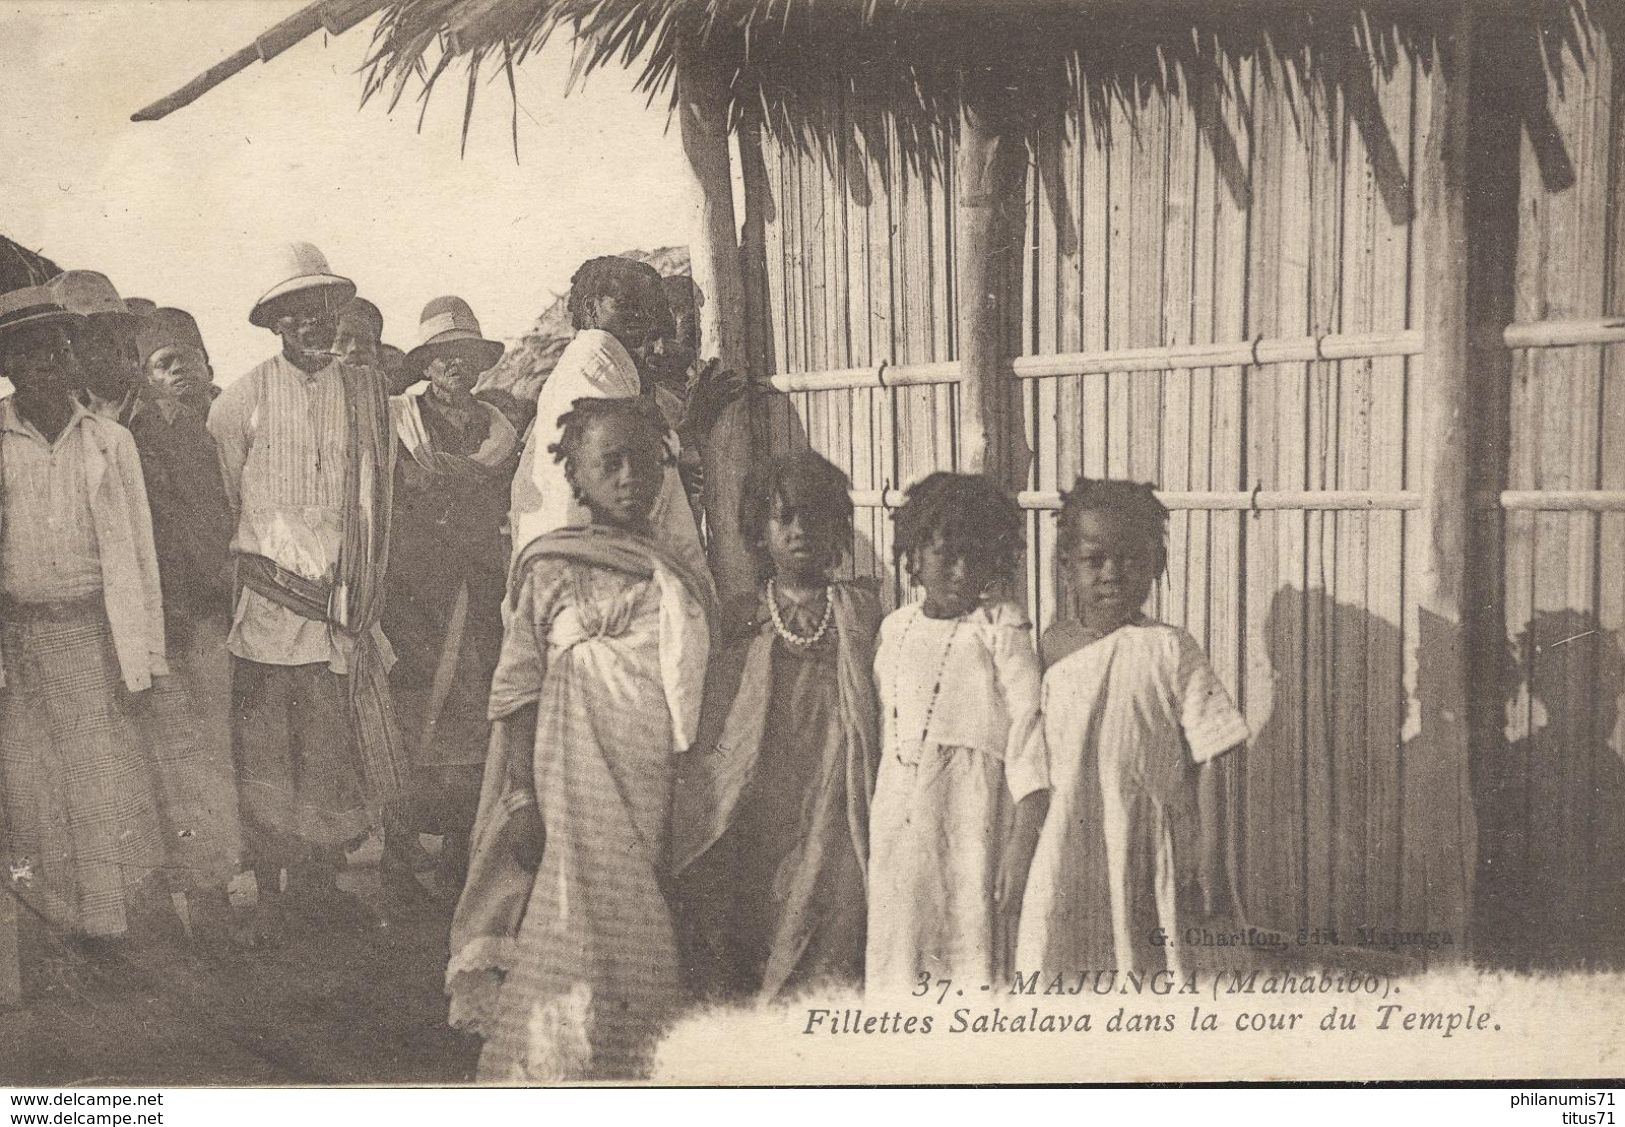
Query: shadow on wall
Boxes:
[
  {"xmin": 1230, "ymin": 586, "xmax": 1624, "ymax": 972},
  {"xmin": 1476, "ymin": 609, "xmax": 1625, "ymax": 971},
  {"xmin": 1228, "ymin": 586, "xmax": 1410, "ymax": 959}
]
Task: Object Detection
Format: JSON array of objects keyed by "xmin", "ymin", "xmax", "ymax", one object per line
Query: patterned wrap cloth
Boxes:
[
  {"xmin": 447, "ymin": 525, "xmax": 713, "ymax": 1082},
  {"xmin": 0, "ymin": 403, "xmax": 185, "ymax": 934},
  {"xmin": 0, "ymin": 611, "xmax": 167, "ymax": 936}
]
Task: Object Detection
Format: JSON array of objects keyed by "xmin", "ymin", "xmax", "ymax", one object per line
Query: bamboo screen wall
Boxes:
[
  {"xmin": 1486, "ymin": 22, "xmax": 1625, "ymax": 968},
  {"xmin": 744, "ymin": 17, "xmax": 1623, "ymax": 966},
  {"xmin": 1021, "ymin": 46, "xmax": 1425, "ymax": 949}
]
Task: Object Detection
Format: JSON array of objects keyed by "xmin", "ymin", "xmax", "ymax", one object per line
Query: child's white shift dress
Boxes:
[
  {"xmin": 1016, "ymin": 618, "xmax": 1248, "ymax": 978},
  {"xmin": 866, "ymin": 600, "xmax": 1047, "ymax": 994}
]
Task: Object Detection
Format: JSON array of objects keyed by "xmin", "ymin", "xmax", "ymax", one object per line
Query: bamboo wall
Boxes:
[
  {"xmin": 750, "ymin": 101, "xmax": 965, "ymax": 594},
  {"xmin": 1023, "ymin": 44, "xmax": 1425, "ymax": 948},
  {"xmin": 1482, "ymin": 18, "xmax": 1625, "ymax": 968},
  {"xmin": 744, "ymin": 14, "xmax": 1623, "ymax": 967}
]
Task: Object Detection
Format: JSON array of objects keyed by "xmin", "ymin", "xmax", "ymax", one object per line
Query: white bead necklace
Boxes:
[
  {"xmin": 766, "ymin": 578, "xmax": 834, "ymax": 650},
  {"xmin": 890, "ymin": 607, "xmax": 961, "ymax": 761}
]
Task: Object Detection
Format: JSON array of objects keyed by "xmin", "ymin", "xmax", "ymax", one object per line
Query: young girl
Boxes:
[
  {"xmin": 1016, "ymin": 478, "xmax": 1249, "ymax": 978},
  {"xmin": 866, "ymin": 472, "xmax": 1048, "ymax": 995},
  {"xmin": 446, "ymin": 396, "xmax": 714, "ymax": 1081},
  {"xmin": 672, "ymin": 450, "xmax": 881, "ymax": 1001},
  {"xmin": 508, "ymin": 256, "xmax": 707, "ymax": 582}
]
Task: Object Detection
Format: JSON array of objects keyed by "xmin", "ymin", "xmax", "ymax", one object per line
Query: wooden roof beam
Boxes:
[{"xmin": 131, "ymin": 0, "xmax": 385, "ymax": 122}]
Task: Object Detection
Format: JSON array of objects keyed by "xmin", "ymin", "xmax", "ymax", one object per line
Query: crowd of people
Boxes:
[{"xmin": 0, "ymin": 241, "xmax": 1249, "ymax": 1082}]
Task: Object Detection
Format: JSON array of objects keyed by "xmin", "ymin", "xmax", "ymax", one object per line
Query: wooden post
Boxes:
[
  {"xmin": 954, "ymin": 96, "xmax": 1027, "ymax": 482},
  {"xmin": 737, "ymin": 109, "xmax": 777, "ymax": 382},
  {"xmin": 1461, "ymin": 9, "xmax": 1523, "ymax": 964},
  {"xmin": 1410, "ymin": 2, "xmax": 1477, "ymax": 958},
  {"xmin": 677, "ymin": 44, "xmax": 755, "ymax": 604}
]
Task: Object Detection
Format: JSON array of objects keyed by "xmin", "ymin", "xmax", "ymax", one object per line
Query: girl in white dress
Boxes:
[
  {"xmin": 865, "ymin": 473, "xmax": 1049, "ymax": 996},
  {"xmin": 1016, "ymin": 479, "xmax": 1249, "ymax": 978}
]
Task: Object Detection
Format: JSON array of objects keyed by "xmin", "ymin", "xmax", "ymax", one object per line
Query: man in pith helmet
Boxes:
[{"xmin": 209, "ymin": 242, "xmax": 407, "ymax": 944}]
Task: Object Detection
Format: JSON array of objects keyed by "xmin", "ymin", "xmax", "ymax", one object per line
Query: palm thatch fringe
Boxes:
[{"xmin": 359, "ymin": 0, "xmax": 1596, "ymax": 167}]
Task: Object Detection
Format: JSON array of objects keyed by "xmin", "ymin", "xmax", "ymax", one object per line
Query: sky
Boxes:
[{"xmin": 0, "ymin": 0, "xmax": 696, "ymax": 381}]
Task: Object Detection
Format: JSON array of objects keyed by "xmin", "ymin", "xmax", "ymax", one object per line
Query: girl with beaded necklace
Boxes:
[
  {"xmin": 865, "ymin": 472, "xmax": 1049, "ymax": 995},
  {"xmin": 672, "ymin": 449, "xmax": 881, "ymax": 1001}
]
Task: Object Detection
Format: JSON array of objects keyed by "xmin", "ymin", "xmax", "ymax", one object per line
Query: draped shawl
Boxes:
[
  {"xmin": 670, "ymin": 581, "xmax": 882, "ymax": 998},
  {"xmin": 446, "ymin": 525, "xmax": 715, "ymax": 1048}
]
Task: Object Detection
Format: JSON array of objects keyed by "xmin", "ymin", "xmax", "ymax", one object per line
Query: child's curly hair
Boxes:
[
  {"xmin": 739, "ymin": 449, "xmax": 854, "ymax": 581},
  {"xmin": 1056, "ymin": 476, "xmax": 1170, "ymax": 577},
  {"xmin": 566, "ymin": 256, "xmax": 665, "ymax": 332},
  {"xmin": 548, "ymin": 395, "xmax": 671, "ymax": 479},
  {"xmin": 892, "ymin": 471, "xmax": 1024, "ymax": 584}
]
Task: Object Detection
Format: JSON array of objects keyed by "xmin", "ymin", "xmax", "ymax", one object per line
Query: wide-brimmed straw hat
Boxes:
[
  {"xmin": 51, "ymin": 270, "xmax": 140, "ymax": 323},
  {"xmin": 0, "ymin": 285, "xmax": 78, "ymax": 339},
  {"xmin": 404, "ymin": 296, "xmax": 503, "ymax": 375},
  {"xmin": 248, "ymin": 242, "xmax": 356, "ymax": 329}
]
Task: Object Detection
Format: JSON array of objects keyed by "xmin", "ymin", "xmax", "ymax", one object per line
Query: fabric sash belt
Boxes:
[
  {"xmin": 0, "ymin": 593, "xmax": 105, "ymax": 624},
  {"xmin": 237, "ymin": 554, "xmax": 329, "ymax": 621}
]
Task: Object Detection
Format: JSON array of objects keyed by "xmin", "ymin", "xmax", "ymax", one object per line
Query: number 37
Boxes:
[{"xmin": 913, "ymin": 973, "xmax": 953, "ymax": 1004}]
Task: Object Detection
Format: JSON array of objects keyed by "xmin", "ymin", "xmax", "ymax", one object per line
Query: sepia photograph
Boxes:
[{"xmin": 0, "ymin": 0, "xmax": 1622, "ymax": 1091}]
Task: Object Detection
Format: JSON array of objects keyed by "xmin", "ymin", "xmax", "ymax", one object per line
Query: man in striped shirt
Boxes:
[{"xmin": 210, "ymin": 243, "xmax": 405, "ymax": 945}]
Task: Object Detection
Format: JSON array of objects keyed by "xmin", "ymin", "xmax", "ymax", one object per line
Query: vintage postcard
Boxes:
[{"xmin": 0, "ymin": 0, "xmax": 1621, "ymax": 1089}]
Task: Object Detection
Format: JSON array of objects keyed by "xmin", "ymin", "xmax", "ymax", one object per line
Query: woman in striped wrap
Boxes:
[{"xmin": 448, "ymin": 396, "xmax": 713, "ymax": 1081}]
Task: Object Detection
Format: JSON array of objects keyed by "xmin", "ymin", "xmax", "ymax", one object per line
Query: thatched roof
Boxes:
[
  {"xmin": 1, "ymin": 236, "xmax": 60, "ymax": 294},
  {"xmin": 358, "ymin": 0, "xmax": 1598, "ymax": 161},
  {"xmin": 132, "ymin": 0, "xmax": 1600, "ymax": 167}
]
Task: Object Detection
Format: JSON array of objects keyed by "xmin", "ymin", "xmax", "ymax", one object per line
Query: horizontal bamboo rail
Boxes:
[
  {"xmin": 847, "ymin": 488, "xmax": 1625, "ymax": 513},
  {"xmin": 1012, "ymin": 490, "xmax": 1426, "ymax": 512},
  {"xmin": 760, "ymin": 318, "xmax": 1625, "ymax": 393},
  {"xmin": 1500, "ymin": 317, "xmax": 1625, "ymax": 349},
  {"xmin": 1496, "ymin": 490, "xmax": 1625, "ymax": 511},
  {"xmin": 848, "ymin": 488, "xmax": 1426, "ymax": 512},
  {"xmin": 763, "ymin": 360, "xmax": 959, "ymax": 393},
  {"xmin": 1008, "ymin": 331, "xmax": 1422, "ymax": 379}
]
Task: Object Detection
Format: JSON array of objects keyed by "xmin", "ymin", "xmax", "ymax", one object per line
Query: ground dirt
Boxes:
[{"xmin": 1, "ymin": 850, "xmax": 479, "ymax": 1086}]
